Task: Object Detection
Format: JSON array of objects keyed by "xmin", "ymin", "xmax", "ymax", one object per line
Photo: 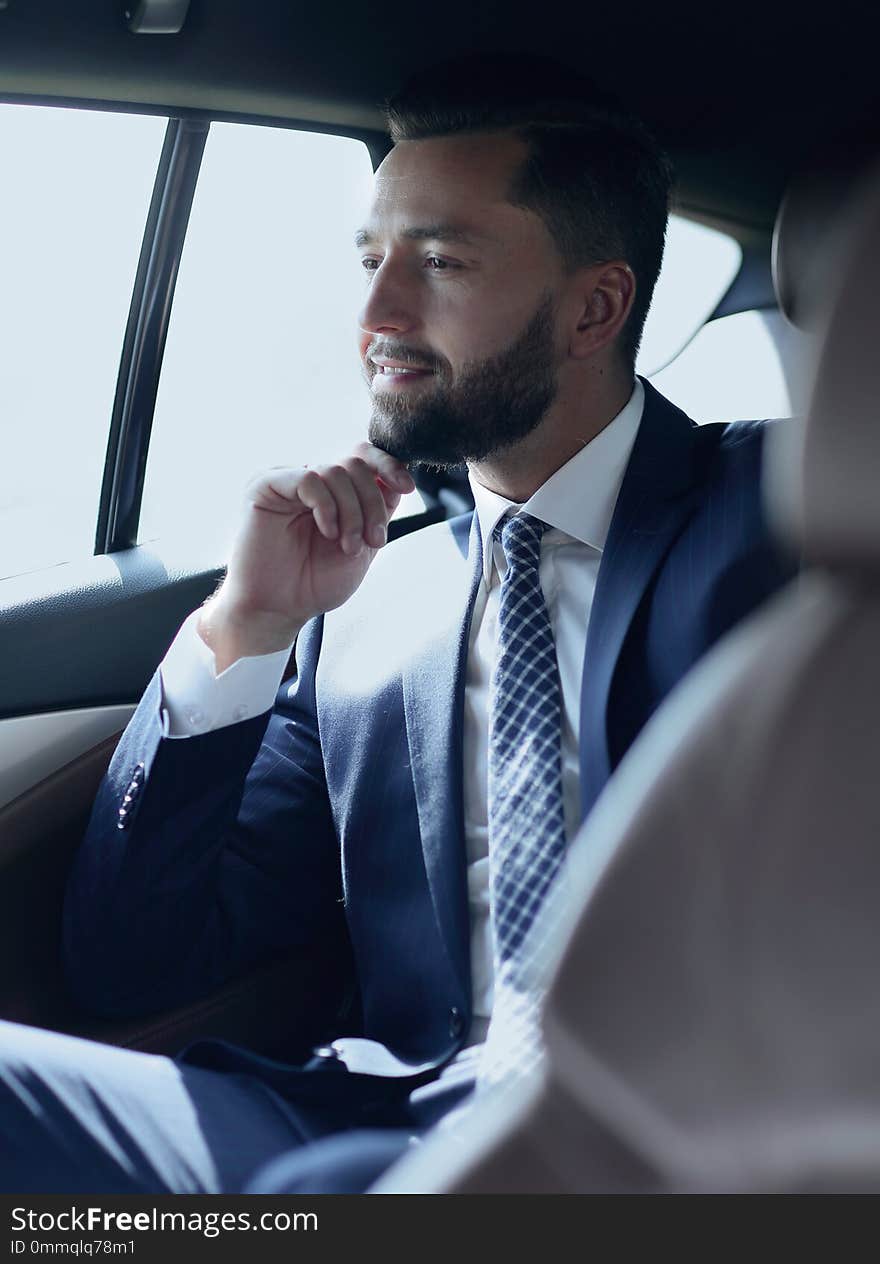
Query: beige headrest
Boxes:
[
  {"xmin": 766, "ymin": 162, "xmax": 880, "ymax": 568},
  {"xmin": 772, "ymin": 147, "xmax": 879, "ymax": 331}
]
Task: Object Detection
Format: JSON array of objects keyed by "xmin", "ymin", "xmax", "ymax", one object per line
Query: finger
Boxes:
[
  {"xmin": 295, "ymin": 469, "xmax": 339, "ymax": 540},
  {"xmin": 318, "ymin": 464, "xmax": 366, "ymax": 555},
  {"xmin": 349, "ymin": 442, "xmax": 411, "ymax": 520},
  {"xmin": 375, "ymin": 479, "xmax": 403, "ymax": 518},
  {"xmin": 344, "ymin": 456, "xmax": 394, "ymax": 549},
  {"xmin": 352, "ymin": 441, "xmax": 416, "ymax": 494},
  {"xmin": 246, "ymin": 467, "xmax": 310, "ymax": 509}
]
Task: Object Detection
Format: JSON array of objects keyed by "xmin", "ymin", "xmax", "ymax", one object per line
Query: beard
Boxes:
[{"xmin": 366, "ymin": 292, "xmax": 559, "ymax": 469}]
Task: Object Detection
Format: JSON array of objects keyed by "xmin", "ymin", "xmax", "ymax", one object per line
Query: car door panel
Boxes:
[
  {"xmin": 0, "ymin": 718, "xmax": 353, "ymax": 1057},
  {"xmin": 0, "ymin": 707, "xmax": 135, "ymax": 809},
  {"xmin": 0, "ymin": 544, "xmax": 222, "ymax": 719},
  {"xmin": 0, "ymin": 534, "xmax": 357, "ymax": 1054}
]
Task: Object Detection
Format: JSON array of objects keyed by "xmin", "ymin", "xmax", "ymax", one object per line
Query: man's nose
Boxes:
[{"xmin": 357, "ymin": 260, "xmax": 419, "ymax": 336}]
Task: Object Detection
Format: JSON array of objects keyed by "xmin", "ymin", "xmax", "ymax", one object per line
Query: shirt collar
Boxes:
[{"xmin": 469, "ymin": 378, "xmax": 645, "ymax": 584}]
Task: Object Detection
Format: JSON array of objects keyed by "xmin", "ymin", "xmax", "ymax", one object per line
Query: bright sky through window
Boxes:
[{"xmin": 0, "ymin": 105, "xmax": 165, "ymax": 580}]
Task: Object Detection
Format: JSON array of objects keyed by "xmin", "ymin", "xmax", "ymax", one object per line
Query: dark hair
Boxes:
[{"xmin": 385, "ymin": 54, "xmax": 674, "ymax": 367}]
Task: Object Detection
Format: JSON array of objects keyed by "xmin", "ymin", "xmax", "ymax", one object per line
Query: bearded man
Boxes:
[{"xmin": 0, "ymin": 54, "xmax": 795, "ymax": 1194}]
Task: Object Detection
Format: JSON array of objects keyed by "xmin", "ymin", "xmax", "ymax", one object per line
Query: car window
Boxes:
[
  {"xmin": 0, "ymin": 105, "xmax": 167, "ymax": 581},
  {"xmin": 640, "ymin": 217, "xmax": 813, "ymax": 424},
  {"xmin": 138, "ymin": 122, "xmax": 426, "ymax": 553},
  {"xmin": 650, "ymin": 308, "xmax": 812, "ymax": 422},
  {"xmin": 636, "ymin": 215, "xmax": 741, "ymax": 376}
]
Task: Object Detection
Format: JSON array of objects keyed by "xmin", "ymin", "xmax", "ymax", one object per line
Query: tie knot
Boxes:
[{"xmin": 494, "ymin": 512, "xmax": 548, "ymax": 573}]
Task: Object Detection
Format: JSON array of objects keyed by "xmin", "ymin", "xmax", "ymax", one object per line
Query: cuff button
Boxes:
[{"xmin": 448, "ymin": 1006, "xmax": 465, "ymax": 1039}]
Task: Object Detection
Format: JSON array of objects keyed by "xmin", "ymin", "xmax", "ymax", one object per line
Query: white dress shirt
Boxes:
[{"xmin": 159, "ymin": 379, "xmax": 644, "ymax": 1045}]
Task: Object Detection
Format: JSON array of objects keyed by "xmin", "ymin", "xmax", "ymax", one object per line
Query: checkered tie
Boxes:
[{"xmin": 478, "ymin": 511, "xmax": 568, "ymax": 1089}]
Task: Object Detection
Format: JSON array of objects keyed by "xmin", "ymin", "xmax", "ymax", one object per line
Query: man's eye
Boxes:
[
  {"xmin": 360, "ymin": 257, "xmax": 381, "ymax": 272},
  {"xmin": 425, "ymin": 256, "xmax": 451, "ymax": 270}
]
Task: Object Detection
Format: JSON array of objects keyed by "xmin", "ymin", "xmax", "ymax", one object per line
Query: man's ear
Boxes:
[{"xmin": 568, "ymin": 261, "xmax": 636, "ymax": 360}]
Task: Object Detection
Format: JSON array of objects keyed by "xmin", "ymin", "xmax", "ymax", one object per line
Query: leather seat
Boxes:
[
  {"xmin": 376, "ymin": 157, "xmax": 880, "ymax": 1193},
  {"xmin": 772, "ymin": 142, "xmax": 880, "ymax": 332}
]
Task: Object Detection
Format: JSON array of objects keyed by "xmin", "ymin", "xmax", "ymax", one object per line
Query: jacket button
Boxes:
[{"xmin": 448, "ymin": 1006, "xmax": 465, "ymax": 1039}]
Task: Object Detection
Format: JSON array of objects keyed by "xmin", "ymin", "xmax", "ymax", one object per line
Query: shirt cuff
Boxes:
[{"xmin": 159, "ymin": 608, "xmax": 294, "ymax": 738}]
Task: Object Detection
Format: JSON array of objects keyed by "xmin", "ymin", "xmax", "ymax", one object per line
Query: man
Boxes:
[{"xmin": 0, "ymin": 54, "xmax": 795, "ymax": 1194}]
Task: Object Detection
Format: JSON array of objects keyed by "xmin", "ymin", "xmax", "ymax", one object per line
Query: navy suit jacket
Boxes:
[{"xmin": 64, "ymin": 381, "xmax": 796, "ymax": 1103}]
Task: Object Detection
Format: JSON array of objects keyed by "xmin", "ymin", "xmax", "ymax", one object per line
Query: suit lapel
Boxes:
[
  {"xmin": 402, "ymin": 511, "xmax": 482, "ymax": 1001},
  {"xmin": 579, "ymin": 381, "xmax": 703, "ymax": 819}
]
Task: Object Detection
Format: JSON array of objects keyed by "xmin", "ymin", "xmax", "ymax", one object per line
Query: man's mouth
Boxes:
[
  {"xmin": 370, "ymin": 357, "xmax": 435, "ymax": 387},
  {"xmin": 372, "ymin": 358, "xmax": 433, "ymax": 373}
]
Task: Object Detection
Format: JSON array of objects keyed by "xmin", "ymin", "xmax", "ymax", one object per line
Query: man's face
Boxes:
[{"xmin": 355, "ymin": 132, "xmax": 568, "ymax": 467}]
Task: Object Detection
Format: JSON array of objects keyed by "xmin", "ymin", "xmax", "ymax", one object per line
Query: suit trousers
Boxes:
[{"xmin": 0, "ymin": 1020, "xmax": 476, "ymax": 1194}]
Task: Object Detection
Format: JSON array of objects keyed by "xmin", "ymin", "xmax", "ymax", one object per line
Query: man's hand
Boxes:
[{"xmin": 199, "ymin": 443, "xmax": 416, "ymax": 672}]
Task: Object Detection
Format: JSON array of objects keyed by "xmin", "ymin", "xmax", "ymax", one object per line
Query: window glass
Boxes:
[
  {"xmin": 649, "ymin": 309, "xmax": 812, "ymax": 423},
  {"xmin": 0, "ymin": 105, "xmax": 166, "ymax": 581},
  {"xmin": 139, "ymin": 124, "xmax": 424, "ymax": 551},
  {"xmin": 636, "ymin": 215, "xmax": 742, "ymax": 377}
]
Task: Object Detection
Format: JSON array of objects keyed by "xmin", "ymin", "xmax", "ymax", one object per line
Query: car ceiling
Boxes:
[{"xmin": 1, "ymin": 1, "xmax": 878, "ymax": 232}]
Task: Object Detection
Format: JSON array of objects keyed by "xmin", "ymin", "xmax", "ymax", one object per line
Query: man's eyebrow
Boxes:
[{"xmin": 354, "ymin": 224, "xmax": 490, "ymax": 248}]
